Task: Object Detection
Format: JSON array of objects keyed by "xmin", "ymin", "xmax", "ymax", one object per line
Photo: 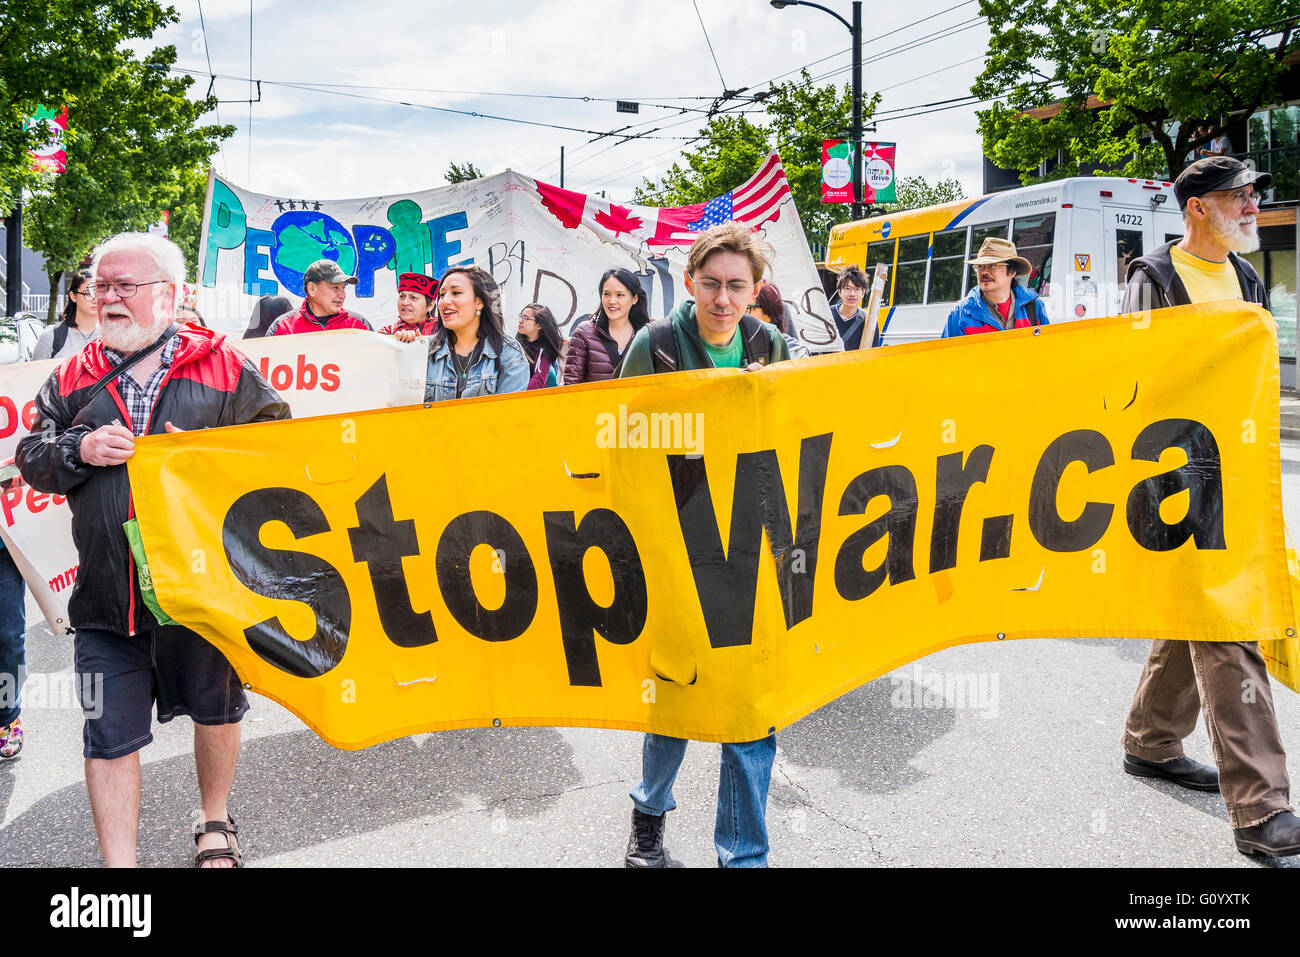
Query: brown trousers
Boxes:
[{"xmin": 1123, "ymin": 639, "xmax": 1292, "ymax": 828}]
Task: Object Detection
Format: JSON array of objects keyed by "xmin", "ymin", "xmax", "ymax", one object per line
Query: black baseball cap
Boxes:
[
  {"xmin": 1174, "ymin": 156, "xmax": 1271, "ymax": 209},
  {"xmin": 302, "ymin": 259, "xmax": 358, "ymax": 285}
]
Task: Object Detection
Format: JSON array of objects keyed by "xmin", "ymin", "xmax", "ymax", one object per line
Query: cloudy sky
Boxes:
[{"xmin": 144, "ymin": 0, "xmax": 991, "ymax": 203}]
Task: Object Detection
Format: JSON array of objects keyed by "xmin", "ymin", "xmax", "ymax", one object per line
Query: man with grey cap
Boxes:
[
  {"xmin": 1120, "ymin": 155, "xmax": 1300, "ymax": 858},
  {"xmin": 940, "ymin": 236, "xmax": 1050, "ymax": 337},
  {"xmin": 1121, "ymin": 155, "xmax": 1268, "ymax": 313},
  {"xmin": 267, "ymin": 258, "xmax": 373, "ymax": 336}
]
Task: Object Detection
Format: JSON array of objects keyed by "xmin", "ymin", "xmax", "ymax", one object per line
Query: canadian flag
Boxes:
[{"xmin": 533, "ymin": 153, "xmax": 790, "ymax": 251}]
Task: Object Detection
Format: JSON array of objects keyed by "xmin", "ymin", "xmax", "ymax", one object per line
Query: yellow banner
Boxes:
[{"xmin": 129, "ymin": 302, "xmax": 1297, "ymax": 749}]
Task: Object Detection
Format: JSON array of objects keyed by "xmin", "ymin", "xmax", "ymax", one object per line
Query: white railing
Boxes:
[{"xmin": 23, "ymin": 294, "xmax": 50, "ymax": 314}]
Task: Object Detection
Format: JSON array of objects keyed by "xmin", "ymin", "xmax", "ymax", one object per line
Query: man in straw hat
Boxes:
[{"xmin": 941, "ymin": 236, "xmax": 1050, "ymax": 337}]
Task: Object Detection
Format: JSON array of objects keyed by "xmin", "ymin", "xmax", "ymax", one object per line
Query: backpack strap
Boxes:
[
  {"xmin": 81, "ymin": 324, "xmax": 180, "ymax": 411},
  {"xmin": 647, "ymin": 320, "xmax": 678, "ymax": 374},
  {"xmin": 52, "ymin": 321, "xmax": 70, "ymax": 356},
  {"xmin": 738, "ymin": 314, "xmax": 771, "ymax": 367}
]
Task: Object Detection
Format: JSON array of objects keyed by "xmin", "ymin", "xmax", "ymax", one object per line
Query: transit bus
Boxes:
[{"xmin": 824, "ymin": 176, "xmax": 1188, "ymax": 345}]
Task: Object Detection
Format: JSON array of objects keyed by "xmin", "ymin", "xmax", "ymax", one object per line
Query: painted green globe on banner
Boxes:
[{"xmin": 270, "ymin": 212, "xmax": 357, "ymax": 297}]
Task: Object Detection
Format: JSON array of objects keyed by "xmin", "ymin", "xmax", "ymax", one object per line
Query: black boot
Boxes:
[
  {"xmin": 624, "ymin": 809, "xmax": 667, "ymax": 868},
  {"xmin": 1234, "ymin": 810, "xmax": 1300, "ymax": 857},
  {"xmin": 1123, "ymin": 753, "xmax": 1220, "ymax": 792}
]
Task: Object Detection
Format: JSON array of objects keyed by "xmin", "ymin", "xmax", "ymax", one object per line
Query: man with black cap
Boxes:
[
  {"xmin": 1120, "ymin": 155, "xmax": 1300, "ymax": 857},
  {"xmin": 378, "ymin": 272, "xmax": 439, "ymax": 340},
  {"xmin": 267, "ymin": 258, "xmax": 373, "ymax": 336},
  {"xmin": 1122, "ymin": 155, "xmax": 1268, "ymax": 313}
]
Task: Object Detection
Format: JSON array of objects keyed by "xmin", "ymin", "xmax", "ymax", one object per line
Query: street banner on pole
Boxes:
[
  {"xmin": 25, "ymin": 106, "xmax": 67, "ymax": 174},
  {"xmin": 127, "ymin": 302, "xmax": 1297, "ymax": 749},
  {"xmin": 821, "ymin": 139, "xmax": 856, "ymax": 204},
  {"xmin": 862, "ymin": 142, "xmax": 897, "ymax": 204},
  {"xmin": 197, "ymin": 153, "xmax": 842, "ymax": 353}
]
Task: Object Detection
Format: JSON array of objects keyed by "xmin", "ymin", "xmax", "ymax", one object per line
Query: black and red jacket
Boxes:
[
  {"xmin": 267, "ymin": 302, "xmax": 372, "ymax": 336},
  {"xmin": 377, "ymin": 317, "xmax": 438, "ymax": 336},
  {"xmin": 16, "ymin": 324, "xmax": 290, "ymax": 636}
]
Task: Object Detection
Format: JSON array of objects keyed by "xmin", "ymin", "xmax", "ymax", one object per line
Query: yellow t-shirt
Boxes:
[{"xmin": 1169, "ymin": 244, "xmax": 1243, "ymax": 305}]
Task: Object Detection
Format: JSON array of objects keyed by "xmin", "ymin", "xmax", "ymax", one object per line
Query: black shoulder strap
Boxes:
[
  {"xmin": 81, "ymin": 324, "xmax": 180, "ymax": 411},
  {"xmin": 738, "ymin": 314, "xmax": 770, "ymax": 367},
  {"xmin": 52, "ymin": 322, "xmax": 69, "ymax": 355},
  {"xmin": 840, "ymin": 310, "xmax": 866, "ymax": 349},
  {"xmin": 648, "ymin": 320, "xmax": 678, "ymax": 374}
]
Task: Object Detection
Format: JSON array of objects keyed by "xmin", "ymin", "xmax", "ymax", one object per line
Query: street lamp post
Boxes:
[{"xmin": 771, "ymin": 0, "xmax": 864, "ymax": 220}]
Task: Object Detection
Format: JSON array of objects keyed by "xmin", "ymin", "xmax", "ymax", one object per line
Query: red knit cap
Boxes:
[{"xmin": 398, "ymin": 273, "xmax": 438, "ymax": 299}]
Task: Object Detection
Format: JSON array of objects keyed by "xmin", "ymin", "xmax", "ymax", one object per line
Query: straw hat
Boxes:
[{"xmin": 966, "ymin": 237, "xmax": 1031, "ymax": 276}]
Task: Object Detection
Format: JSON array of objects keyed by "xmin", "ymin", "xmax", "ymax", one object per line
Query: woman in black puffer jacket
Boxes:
[{"xmin": 563, "ymin": 268, "xmax": 651, "ymax": 384}]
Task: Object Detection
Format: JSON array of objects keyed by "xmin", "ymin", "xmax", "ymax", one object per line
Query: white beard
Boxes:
[
  {"xmin": 1206, "ymin": 202, "xmax": 1260, "ymax": 253},
  {"xmin": 99, "ymin": 314, "xmax": 170, "ymax": 353}
]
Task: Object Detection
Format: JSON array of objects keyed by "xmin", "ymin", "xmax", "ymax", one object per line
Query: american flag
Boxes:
[{"xmin": 652, "ymin": 153, "xmax": 792, "ymax": 246}]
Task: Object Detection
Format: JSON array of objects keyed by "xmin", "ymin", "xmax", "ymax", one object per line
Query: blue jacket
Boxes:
[
  {"xmin": 425, "ymin": 334, "xmax": 530, "ymax": 402},
  {"xmin": 941, "ymin": 284, "xmax": 1049, "ymax": 338}
]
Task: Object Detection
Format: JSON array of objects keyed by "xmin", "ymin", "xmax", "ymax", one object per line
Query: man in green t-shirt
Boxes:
[{"xmin": 618, "ymin": 222, "xmax": 789, "ymax": 868}]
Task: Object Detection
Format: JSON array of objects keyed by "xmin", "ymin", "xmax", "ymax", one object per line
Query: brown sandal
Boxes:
[{"xmin": 193, "ymin": 814, "xmax": 243, "ymax": 868}]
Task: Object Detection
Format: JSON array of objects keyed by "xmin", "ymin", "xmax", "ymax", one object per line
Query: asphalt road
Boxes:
[{"xmin": 5, "ymin": 442, "xmax": 1300, "ymax": 869}]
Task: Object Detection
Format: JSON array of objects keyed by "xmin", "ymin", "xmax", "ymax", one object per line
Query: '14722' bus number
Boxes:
[{"xmin": 1115, "ymin": 213, "xmax": 1143, "ymax": 226}]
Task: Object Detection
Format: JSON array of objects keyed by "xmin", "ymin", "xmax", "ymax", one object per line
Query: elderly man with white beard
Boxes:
[
  {"xmin": 1116, "ymin": 156, "xmax": 1300, "ymax": 858},
  {"xmin": 16, "ymin": 232, "xmax": 289, "ymax": 868}
]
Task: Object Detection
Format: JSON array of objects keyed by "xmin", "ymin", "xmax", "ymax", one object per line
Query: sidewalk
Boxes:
[{"xmin": 1283, "ymin": 391, "xmax": 1300, "ymax": 439}]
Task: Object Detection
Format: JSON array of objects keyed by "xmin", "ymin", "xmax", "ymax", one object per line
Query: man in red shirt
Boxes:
[
  {"xmin": 940, "ymin": 237, "xmax": 1049, "ymax": 337},
  {"xmin": 378, "ymin": 272, "xmax": 439, "ymax": 340},
  {"xmin": 267, "ymin": 259, "xmax": 372, "ymax": 335}
]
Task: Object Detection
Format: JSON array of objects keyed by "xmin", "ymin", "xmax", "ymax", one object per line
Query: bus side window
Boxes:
[
  {"xmin": 866, "ymin": 239, "xmax": 895, "ymax": 306},
  {"xmin": 928, "ymin": 229, "xmax": 966, "ymax": 303},
  {"xmin": 1116, "ymin": 229, "xmax": 1144, "ymax": 287},
  {"xmin": 1013, "ymin": 214, "xmax": 1055, "ymax": 293},
  {"xmin": 970, "ymin": 221, "xmax": 1009, "ymax": 251},
  {"xmin": 893, "ymin": 236, "xmax": 929, "ymax": 305}
]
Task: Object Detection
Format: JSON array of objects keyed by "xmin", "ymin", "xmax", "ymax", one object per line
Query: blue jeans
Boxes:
[
  {"xmin": 0, "ymin": 548, "xmax": 26, "ymax": 726},
  {"xmin": 630, "ymin": 732, "xmax": 777, "ymax": 867}
]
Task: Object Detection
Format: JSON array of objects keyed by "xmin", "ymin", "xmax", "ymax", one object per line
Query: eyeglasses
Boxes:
[
  {"xmin": 1208, "ymin": 188, "xmax": 1258, "ymax": 207},
  {"xmin": 692, "ymin": 277, "xmax": 754, "ymax": 296},
  {"xmin": 85, "ymin": 279, "xmax": 170, "ymax": 299},
  {"xmin": 72, "ymin": 287, "xmax": 96, "ymax": 299}
]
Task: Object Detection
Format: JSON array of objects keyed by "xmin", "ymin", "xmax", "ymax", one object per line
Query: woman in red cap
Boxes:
[{"xmin": 380, "ymin": 272, "xmax": 440, "ymax": 341}]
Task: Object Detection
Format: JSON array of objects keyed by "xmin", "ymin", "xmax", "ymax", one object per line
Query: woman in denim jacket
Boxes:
[{"xmin": 425, "ymin": 265, "xmax": 530, "ymax": 401}]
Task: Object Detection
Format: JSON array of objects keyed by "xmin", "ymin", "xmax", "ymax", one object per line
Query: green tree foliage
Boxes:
[
  {"xmin": 634, "ymin": 71, "xmax": 882, "ymax": 250},
  {"xmin": 167, "ymin": 163, "xmax": 212, "ymax": 277},
  {"xmin": 22, "ymin": 45, "xmax": 233, "ymax": 318},
  {"xmin": 974, "ymin": 0, "xmax": 1299, "ymax": 183},
  {"xmin": 445, "ymin": 161, "xmax": 484, "ymax": 184},
  {"xmin": 0, "ymin": 0, "xmax": 169, "ymax": 212},
  {"xmin": 876, "ymin": 175, "xmax": 966, "ymax": 213}
]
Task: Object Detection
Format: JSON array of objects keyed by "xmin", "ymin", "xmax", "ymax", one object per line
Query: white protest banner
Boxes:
[
  {"xmin": 0, "ymin": 330, "xmax": 427, "ymax": 631},
  {"xmin": 0, "ymin": 357, "xmax": 61, "ymax": 462},
  {"xmin": 197, "ymin": 152, "xmax": 840, "ymax": 352}
]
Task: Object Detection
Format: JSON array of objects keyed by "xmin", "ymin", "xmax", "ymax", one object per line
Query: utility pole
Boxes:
[
  {"xmin": 772, "ymin": 1, "xmax": 864, "ymax": 219},
  {"xmin": 3, "ymin": 202, "xmax": 20, "ymax": 317},
  {"xmin": 850, "ymin": 1, "xmax": 863, "ymax": 221}
]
